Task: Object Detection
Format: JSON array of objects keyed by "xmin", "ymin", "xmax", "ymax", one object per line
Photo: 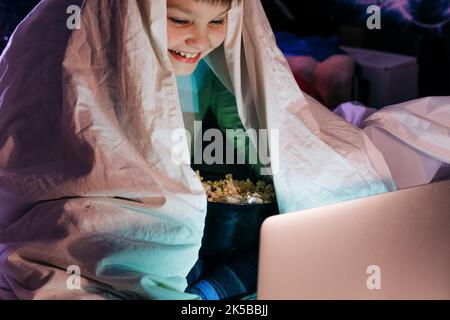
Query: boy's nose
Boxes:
[{"xmin": 186, "ymin": 28, "xmax": 210, "ymax": 52}]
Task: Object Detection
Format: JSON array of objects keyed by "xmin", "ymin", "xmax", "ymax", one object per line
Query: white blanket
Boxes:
[{"xmin": 364, "ymin": 97, "xmax": 450, "ymax": 189}]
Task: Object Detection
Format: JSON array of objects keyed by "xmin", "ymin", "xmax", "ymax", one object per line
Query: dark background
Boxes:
[
  {"xmin": 261, "ymin": 0, "xmax": 450, "ymax": 97},
  {"xmin": 0, "ymin": 0, "xmax": 448, "ymax": 97},
  {"xmin": 0, "ymin": 0, "xmax": 39, "ymax": 47}
]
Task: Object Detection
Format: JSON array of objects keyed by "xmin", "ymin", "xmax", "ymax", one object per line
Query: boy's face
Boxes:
[{"xmin": 167, "ymin": 0, "xmax": 231, "ymax": 76}]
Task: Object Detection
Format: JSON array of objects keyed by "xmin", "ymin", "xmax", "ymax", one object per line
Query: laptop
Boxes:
[{"xmin": 257, "ymin": 179, "xmax": 450, "ymax": 299}]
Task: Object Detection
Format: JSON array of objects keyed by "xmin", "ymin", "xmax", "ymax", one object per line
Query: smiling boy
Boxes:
[{"xmin": 167, "ymin": 0, "xmax": 232, "ymax": 76}]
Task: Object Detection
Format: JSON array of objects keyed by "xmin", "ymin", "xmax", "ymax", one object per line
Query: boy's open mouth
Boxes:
[{"xmin": 169, "ymin": 49, "xmax": 201, "ymax": 64}]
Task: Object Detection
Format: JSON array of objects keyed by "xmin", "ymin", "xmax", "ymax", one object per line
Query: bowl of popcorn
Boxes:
[{"xmin": 196, "ymin": 170, "xmax": 278, "ymax": 256}]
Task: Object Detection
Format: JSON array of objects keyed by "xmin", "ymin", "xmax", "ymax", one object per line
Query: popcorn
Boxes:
[{"xmin": 196, "ymin": 171, "xmax": 276, "ymax": 204}]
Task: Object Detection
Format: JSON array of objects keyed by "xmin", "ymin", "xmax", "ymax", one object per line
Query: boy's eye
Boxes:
[
  {"xmin": 168, "ymin": 17, "xmax": 225, "ymax": 26},
  {"xmin": 210, "ymin": 19, "xmax": 225, "ymax": 25},
  {"xmin": 169, "ymin": 17, "xmax": 189, "ymax": 25}
]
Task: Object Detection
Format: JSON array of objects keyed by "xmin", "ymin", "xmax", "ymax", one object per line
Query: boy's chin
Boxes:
[
  {"xmin": 170, "ymin": 60, "xmax": 198, "ymax": 76},
  {"xmin": 173, "ymin": 66, "xmax": 197, "ymax": 76}
]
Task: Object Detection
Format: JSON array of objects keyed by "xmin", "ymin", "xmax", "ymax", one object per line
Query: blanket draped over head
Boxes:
[{"xmin": 0, "ymin": 0, "xmax": 395, "ymax": 299}]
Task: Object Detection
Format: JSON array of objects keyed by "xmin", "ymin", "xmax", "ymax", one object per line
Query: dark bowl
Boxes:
[
  {"xmin": 193, "ymin": 164, "xmax": 279, "ymax": 257},
  {"xmin": 200, "ymin": 201, "xmax": 279, "ymax": 257}
]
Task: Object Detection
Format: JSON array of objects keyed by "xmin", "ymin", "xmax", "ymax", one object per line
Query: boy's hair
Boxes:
[{"xmin": 194, "ymin": 0, "xmax": 240, "ymax": 5}]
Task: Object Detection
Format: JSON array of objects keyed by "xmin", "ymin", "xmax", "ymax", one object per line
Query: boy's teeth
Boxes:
[{"xmin": 174, "ymin": 50, "xmax": 198, "ymax": 59}]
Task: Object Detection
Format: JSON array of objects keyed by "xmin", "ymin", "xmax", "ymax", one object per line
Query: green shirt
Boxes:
[{"xmin": 176, "ymin": 60, "xmax": 260, "ymax": 173}]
